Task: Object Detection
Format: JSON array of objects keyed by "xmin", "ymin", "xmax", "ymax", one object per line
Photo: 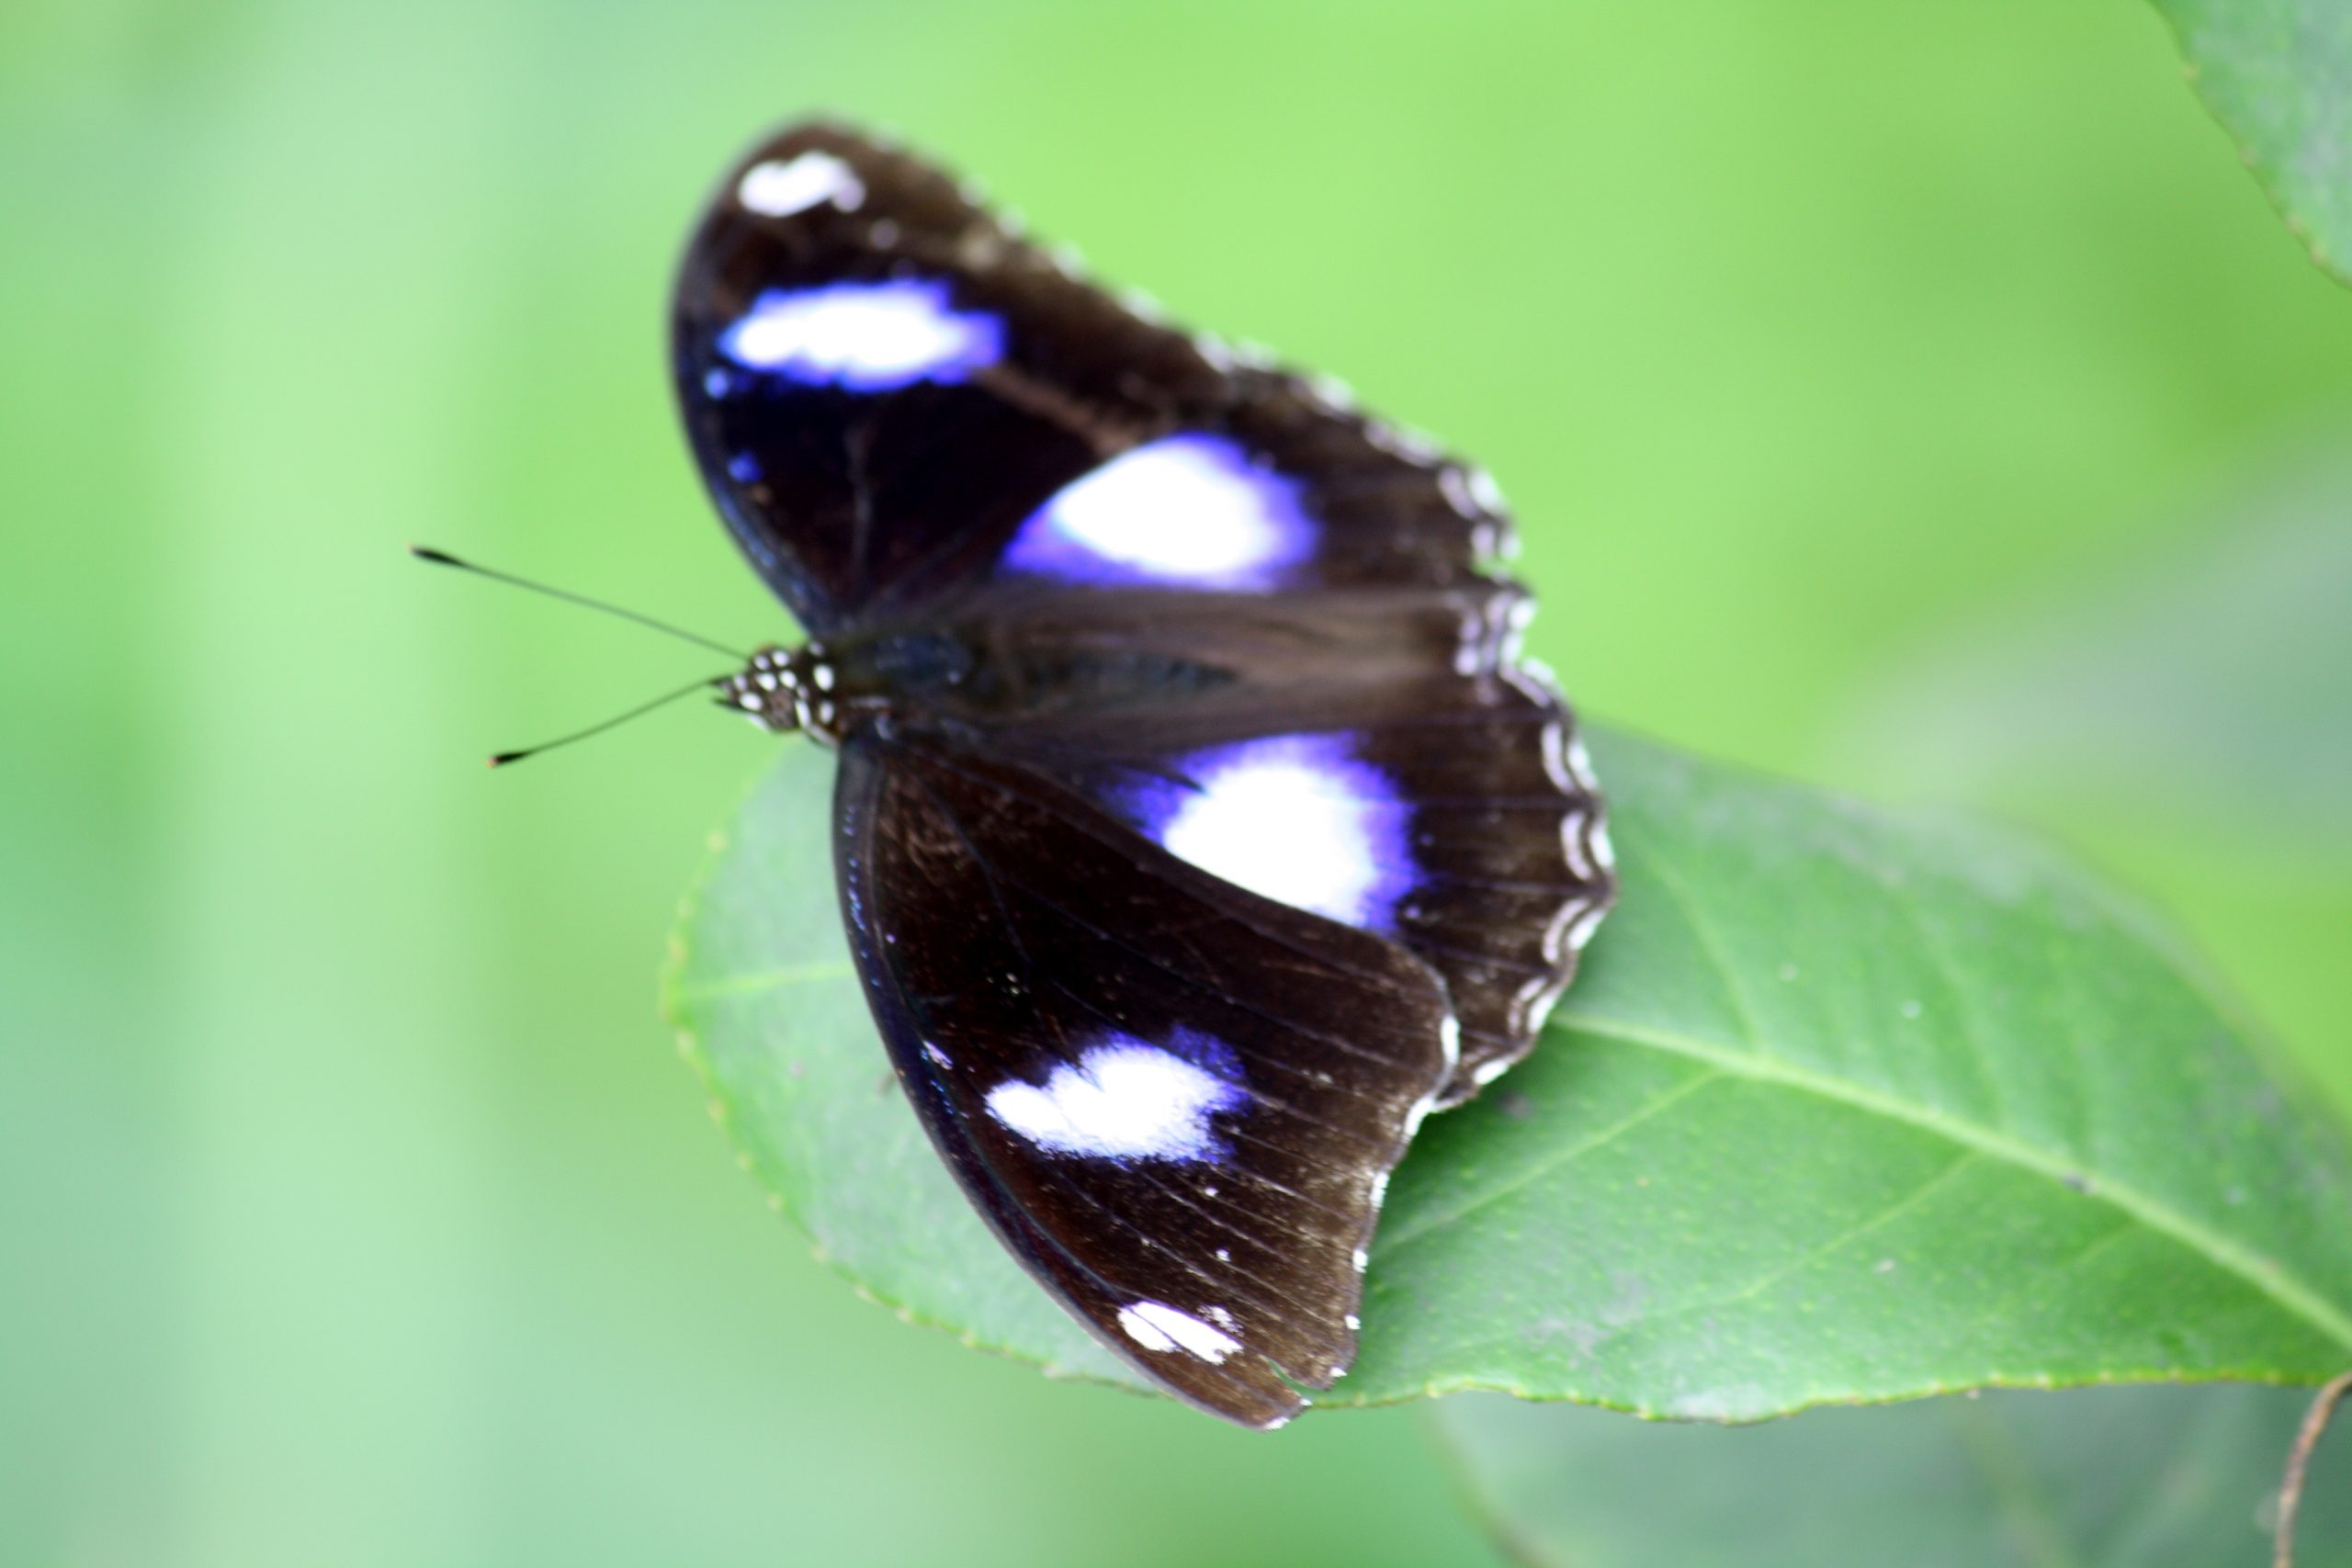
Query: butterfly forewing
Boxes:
[
  {"xmin": 673, "ymin": 124, "xmax": 1509, "ymax": 626},
  {"xmin": 675, "ymin": 124, "xmax": 1216, "ymax": 629}
]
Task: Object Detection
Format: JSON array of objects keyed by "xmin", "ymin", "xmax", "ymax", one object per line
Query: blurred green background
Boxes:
[{"xmin": 6, "ymin": 0, "xmax": 2347, "ymax": 1562}]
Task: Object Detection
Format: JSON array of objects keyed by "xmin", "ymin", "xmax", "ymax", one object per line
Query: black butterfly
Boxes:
[{"xmin": 671, "ymin": 122, "xmax": 1615, "ymax": 1428}]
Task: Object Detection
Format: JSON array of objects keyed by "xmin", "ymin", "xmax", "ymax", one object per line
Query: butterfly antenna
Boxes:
[
  {"xmin": 488, "ymin": 672, "xmax": 735, "ymax": 769},
  {"xmin": 410, "ymin": 545, "xmax": 746, "ymax": 660}
]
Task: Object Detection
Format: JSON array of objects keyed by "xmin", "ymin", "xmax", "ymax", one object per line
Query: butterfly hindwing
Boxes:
[
  {"xmin": 1030, "ymin": 701, "xmax": 1605, "ymax": 1102},
  {"xmin": 875, "ymin": 580, "xmax": 1614, "ymax": 1099},
  {"xmin": 835, "ymin": 728, "xmax": 1454, "ymax": 1427}
]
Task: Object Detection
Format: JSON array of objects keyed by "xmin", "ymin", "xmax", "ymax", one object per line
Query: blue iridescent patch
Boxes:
[
  {"xmin": 998, "ymin": 434, "xmax": 1316, "ymax": 590},
  {"xmin": 718, "ymin": 278, "xmax": 1005, "ymax": 390}
]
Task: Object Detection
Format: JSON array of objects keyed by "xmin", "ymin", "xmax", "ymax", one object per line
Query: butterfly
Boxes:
[{"xmin": 671, "ymin": 121, "xmax": 1616, "ymax": 1428}]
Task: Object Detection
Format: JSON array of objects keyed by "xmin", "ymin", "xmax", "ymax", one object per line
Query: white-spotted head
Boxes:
[{"xmin": 718, "ymin": 643, "xmax": 844, "ymax": 744}]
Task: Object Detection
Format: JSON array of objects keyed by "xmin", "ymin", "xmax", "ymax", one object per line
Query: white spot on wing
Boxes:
[
  {"xmin": 1366, "ymin": 422, "xmax": 1442, "ymax": 467},
  {"xmin": 1563, "ymin": 812, "xmax": 1597, "ymax": 882},
  {"xmin": 1117, "ymin": 1300, "xmax": 1243, "ymax": 1362},
  {"xmin": 999, "ymin": 434, "xmax": 1316, "ymax": 591},
  {"xmin": 1439, "ymin": 466, "xmax": 1480, "ymax": 518},
  {"xmin": 736, "ymin": 151, "xmax": 866, "ymax": 217},
  {"xmin": 1565, "ymin": 733, "xmax": 1599, "ymax": 792},
  {"xmin": 1306, "ymin": 373, "xmax": 1356, "ymax": 411},
  {"xmin": 985, "ymin": 1034, "xmax": 1247, "ymax": 1162},
  {"xmin": 718, "ymin": 279, "xmax": 1003, "ymax": 390},
  {"xmin": 1136, "ymin": 735, "xmax": 1413, "ymax": 928}
]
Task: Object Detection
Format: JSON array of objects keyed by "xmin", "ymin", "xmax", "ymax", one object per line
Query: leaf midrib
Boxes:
[
  {"xmin": 1536, "ymin": 1007, "xmax": 2352, "ymax": 1353},
  {"xmin": 671, "ymin": 953, "xmax": 2352, "ymax": 1355}
]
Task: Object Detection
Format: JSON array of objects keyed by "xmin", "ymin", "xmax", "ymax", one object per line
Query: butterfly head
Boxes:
[{"xmin": 719, "ymin": 642, "xmax": 846, "ymax": 743}]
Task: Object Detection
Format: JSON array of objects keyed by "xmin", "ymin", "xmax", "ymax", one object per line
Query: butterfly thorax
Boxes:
[
  {"xmin": 725, "ymin": 635, "xmax": 977, "ymax": 742},
  {"xmin": 724, "ymin": 617, "xmax": 1239, "ymax": 747}
]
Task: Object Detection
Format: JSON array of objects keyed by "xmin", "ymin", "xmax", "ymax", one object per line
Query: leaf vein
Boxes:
[
  {"xmin": 1374, "ymin": 1065, "xmax": 1725, "ymax": 1258},
  {"xmin": 1552, "ymin": 1009, "xmax": 2352, "ymax": 1353}
]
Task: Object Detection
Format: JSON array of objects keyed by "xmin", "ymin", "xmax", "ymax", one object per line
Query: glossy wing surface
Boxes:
[
  {"xmin": 673, "ymin": 123, "xmax": 1510, "ymax": 628},
  {"xmin": 834, "ymin": 729, "xmax": 1454, "ymax": 1427},
  {"xmin": 939, "ymin": 583, "xmax": 1612, "ymax": 1100}
]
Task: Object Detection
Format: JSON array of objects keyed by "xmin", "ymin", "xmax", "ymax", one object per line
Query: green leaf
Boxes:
[
  {"xmin": 2153, "ymin": 0, "xmax": 2352, "ymax": 287},
  {"xmin": 662, "ymin": 729, "xmax": 2352, "ymax": 1417},
  {"xmin": 1428, "ymin": 1385, "xmax": 2352, "ymax": 1567}
]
